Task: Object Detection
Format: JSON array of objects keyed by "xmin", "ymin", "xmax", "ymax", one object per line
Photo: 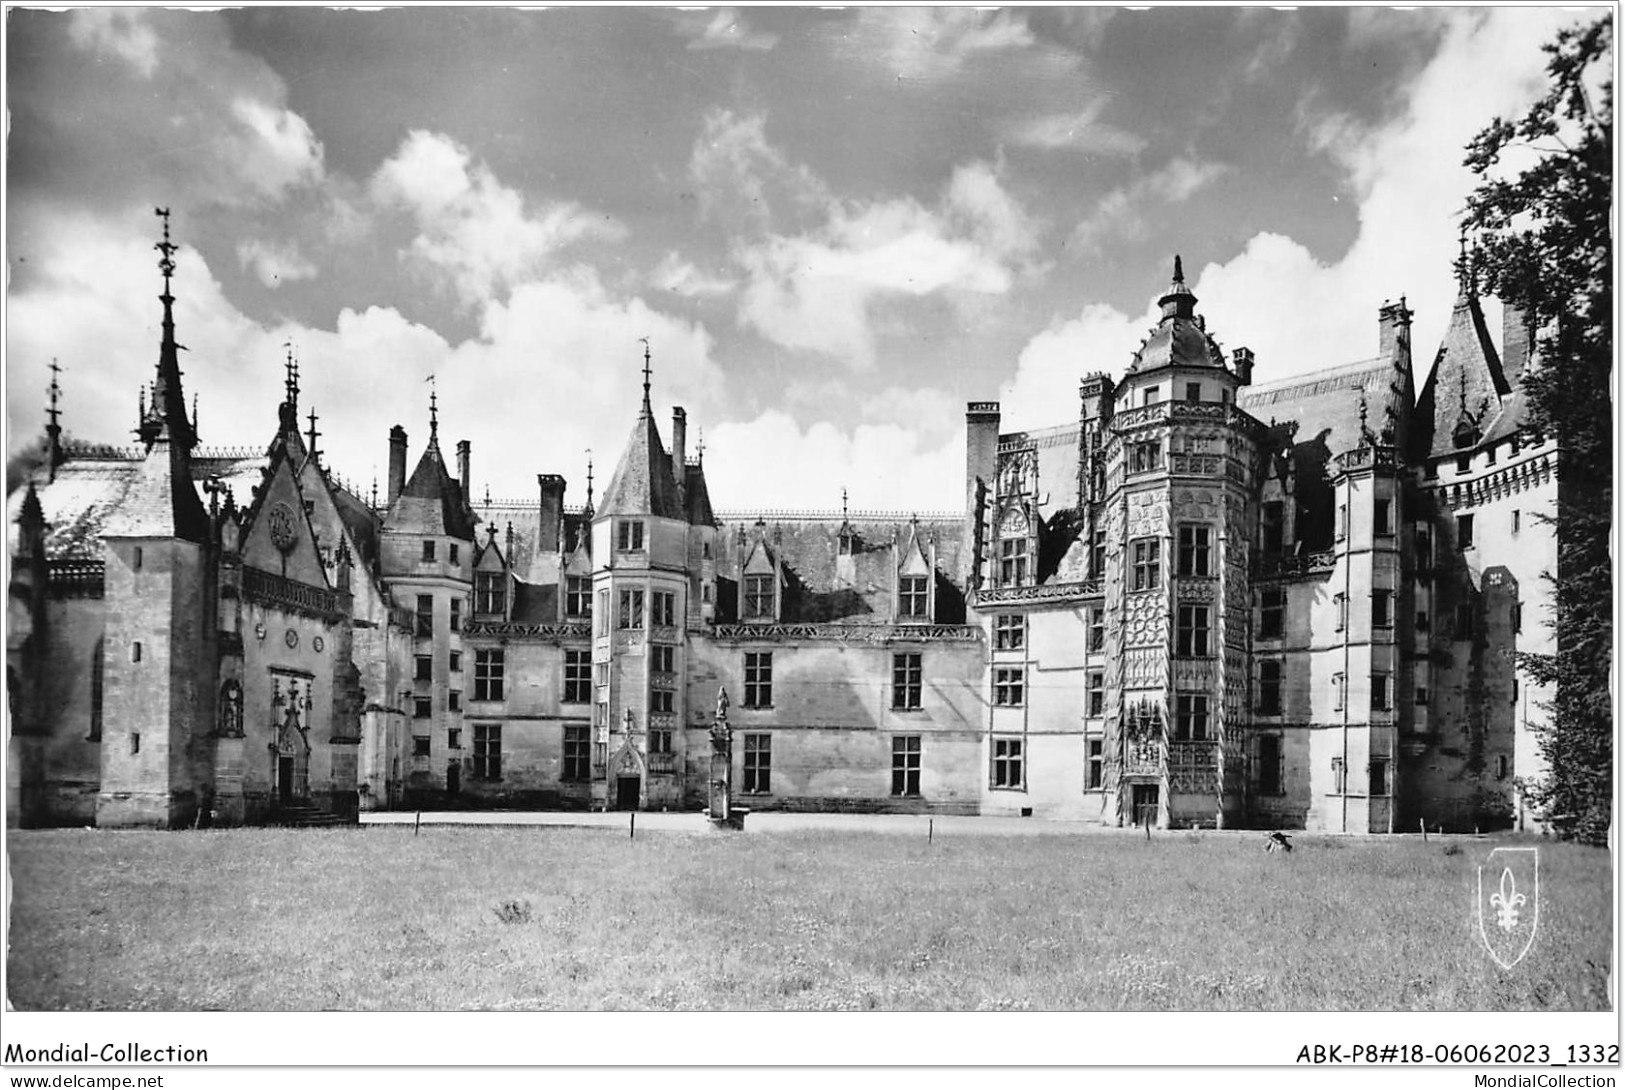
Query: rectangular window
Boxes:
[
  {"xmin": 1175, "ymin": 694, "xmax": 1209, "ymax": 741},
  {"xmin": 447, "ymin": 727, "xmax": 461, "ymax": 750},
  {"xmin": 649, "ymin": 728, "xmax": 673, "ymax": 755},
  {"xmin": 1258, "ymin": 734, "xmax": 1282, "ymax": 796},
  {"xmin": 1131, "ymin": 538, "xmax": 1161, "ymax": 591},
  {"xmin": 597, "ymin": 589, "xmax": 610, "ymax": 636},
  {"xmin": 473, "ymin": 649, "xmax": 505, "ymax": 702},
  {"xmin": 1372, "ymin": 589, "xmax": 1393, "ymax": 629},
  {"xmin": 1261, "ymin": 587, "xmax": 1284, "ymax": 638},
  {"xmin": 1416, "ymin": 609, "xmax": 1430, "ymax": 632},
  {"xmin": 1369, "ymin": 757, "xmax": 1389, "ymax": 797},
  {"xmin": 742, "ymin": 733, "xmax": 771, "ymax": 794},
  {"xmin": 1511, "ymin": 509, "xmax": 1521, "ymax": 535},
  {"xmin": 891, "ymin": 735, "xmax": 921, "ymax": 797},
  {"xmin": 450, "ymin": 650, "xmax": 461, "ymax": 673},
  {"xmin": 994, "ymin": 667, "xmax": 1025, "ymax": 707},
  {"xmin": 1175, "ymin": 605, "xmax": 1210, "ymax": 657},
  {"xmin": 450, "ymin": 597, "xmax": 462, "ymax": 633},
  {"xmin": 422, "ymin": 540, "xmax": 436, "ymax": 562},
  {"xmin": 649, "ymin": 688, "xmax": 674, "ymax": 714},
  {"xmin": 1336, "ymin": 503, "xmax": 1348, "ymax": 541},
  {"xmin": 1512, "ymin": 602, "xmax": 1523, "ymax": 634},
  {"xmin": 744, "ymin": 574, "xmax": 775, "ymax": 619},
  {"xmin": 1087, "ymin": 671, "xmax": 1104, "ymax": 717},
  {"xmin": 892, "ymin": 652, "xmax": 922, "ymax": 710},
  {"xmin": 1089, "ymin": 529, "xmax": 1106, "ymax": 578},
  {"xmin": 1142, "ymin": 386, "xmax": 1160, "ymax": 407},
  {"xmin": 1185, "ymin": 382, "xmax": 1202, "ymax": 403},
  {"xmin": 1371, "ymin": 671, "xmax": 1392, "ymax": 712},
  {"xmin": 1457, "ymin": 513, "xmax": 1475, "ymax": 550},
  {"xmin": 563, "ymin": 725, "xmax": 589, "ymax": 782},
  {"xmin": 1332, "ymin": 672, "xmax": 1345, "ymax": 712},
  {"xmin": 413, "ymin": 696, "xmax": 431, "ymax": 719},
  {"xmin": 89, "ymin": 639, "xmax": 105, "ymax": 741},
  {"xmin": 1331, "ymin": 756, "xmax": 1345, "ymax": 794},
  {"xmin": 1457, "ymin": 453, "xmax": 1471, "ymax": 474},
  {"xmin": 1259, "ymin": 660, "xmax": 1282, "ymax": 715},
  {"xmin": 999, "ymin": 537, "xmax": 1028, "ymax": 586},
  {"xmin": 449, "ymin": 690, "xmax": 461, "ymax": 712},
  {"xmin": 992, "ymin": 738, "xmax": 1024, "ymax": 788},
  {"xmin": 415, "ymin": 654, "xmax": 433, "ymax": 681},
  {"xmin": 651, "ymin": 590, "xmax": 676, "ymax": 627},
  {"xmin": 475, "ymin": 572, "xmax": 506, "ymax": 615},
  {"xmin": 449, "ymin": 543, "xmax": 459, "ymax": 566},
  {"xmin": 1088, "ymin": 608, "xmax": 1104, "ymax": 652},
  {"xmin": 1415, "ymin": 527, "xmax": 1433, "ymax": 567},
  {"xmin": 899, "ymin": 575, "xmax": 929, "ymax": 619},
  {"xmin": 650, "ymin": 644, "xmax": 675, "ymax": 674},
  {"xmin": 616, "ymin": 520, "xmax": 645, "ymax": 552},
  {"xmin": 564, "ymin": 650, "xmax": 590, "ymax": 703},
  {"xmin": 1177, "ymin": 525, "xmax": 1211, "ymax": 576},
  {"xmin": 566, "ymin": 576, "xmax": 591, "ymax": 617},
  {"xmin": 744, "ymin": 652, "xmax": 773, "ymax": 708},
  {"xmin": 1086, "ymin": 737, "xmax": 1104, "ymax": 790},
  {"xmin": 413, "ymin": 735, "xmax": 430, "ymax": 758},
  {"xmin": 1334, "ymin": 593, "xmax": 1347, "ymax": 632},
  {"xmin": 995, "ymin": 614, "xmax": 1025, "ymax": 650},
  {"xmin": 1374, "ymin": 498, "xmax": 1393, "ymax": 536},
  {"xmin": 1261, "ymin": 501, "xmax": 1284, "ymax": 555},
  {"xmin": 618, "ymin": 588, "xmax": 644, "ymax": 629},
  {"xmin": 1416, "ymin": 685, "xmax": 1430, "ymax": 705},
  {"xmin": 416, "ymin": 594, "xmax": 434, "ymax": 637},
  {"xmin": 1130, "ymin": 441, "xmax": 1162, "ymax": 473}
]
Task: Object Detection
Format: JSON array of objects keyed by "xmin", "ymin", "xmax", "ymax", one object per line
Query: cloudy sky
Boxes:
[{"xmin": 5, "ymin": 6, "xmax": 1601, "ymax": 514}]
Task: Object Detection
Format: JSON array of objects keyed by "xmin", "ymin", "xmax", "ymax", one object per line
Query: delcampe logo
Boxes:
[{"xmin": 1476, "ymin": 846, "xmax": 1539, "ymax": 969}]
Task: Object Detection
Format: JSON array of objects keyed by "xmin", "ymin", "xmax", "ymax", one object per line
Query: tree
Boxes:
[{"xmin": 1464, "ymin": 16, "xmax": 1612, "ymax": 843}]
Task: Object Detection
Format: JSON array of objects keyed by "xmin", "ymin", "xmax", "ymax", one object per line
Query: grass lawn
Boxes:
[{"xmin": 3, "ymin": 826, "xmax": 1611, "ymax": 1011}]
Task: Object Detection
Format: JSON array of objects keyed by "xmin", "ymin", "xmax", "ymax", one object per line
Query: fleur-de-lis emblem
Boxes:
[{"xmin": 1489, "ymin": 867, "xmax": 1526, "ymax": 933}]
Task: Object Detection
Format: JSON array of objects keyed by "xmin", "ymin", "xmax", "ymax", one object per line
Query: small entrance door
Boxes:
[
  {"xmin": 616, "ymin": 776, "xmax": 641, "ymax": 811},
  {"xmin": 447, "ymin": 763, "xmax": 461, "ymax": 797},
  {"xmin": 278, "ymin": 757, "xmax": 294, "ymax": 805},
  {"xmin": 1132, "ymin": 783, "xmax": 1160, "ymax": 828}
]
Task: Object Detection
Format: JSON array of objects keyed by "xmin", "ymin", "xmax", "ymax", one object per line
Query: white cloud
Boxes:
[
  {"xmin": 67, "ymin": 9, "xmax": 158, "ymax": 77},
  {"xmin": 651, "ymin": 252, "xmax": 737, "ymax": 298},
  {"xmin": 683, "ymin": 9, "xmax": 778, "ymax": 52},
  {"xmin": 236, "ymin": 239, "xmax": 318, "ymax": 288},
  {"xmin": 1005, "ymin": 101, "xmax": 1149, "ymax": 156},
  {"xmin": 1001, "ymin": 303, "xmax": 1152, "ymax": 432},
  {"xmin": 688, "ymin": 110, "xmax": 826, "ymax": 229},
  {"xmin": 857, "ymin": 8, "xmax": 1036, "ymax": 79},
  {"xmin": 371, "ymin": 130, "xmax": 625, "ymax": 307},
  {"xmin": 229, "ymin": 99, "xmax": 325, "ymax": 199},
  {"xmin": 705, "ymin": 410, "xmax": 965, "ymax": 513}
]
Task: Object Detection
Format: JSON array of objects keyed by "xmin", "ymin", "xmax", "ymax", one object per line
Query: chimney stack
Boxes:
[
  {"xmin": 537, "ymin": 474, "xmax": 567, "ymax": 556},
  {"xmin": 456, "ymin": 439, "xmax": 471, "ymax": 496},
  {"xmin": 1232, "ymin": 347, "xmax": 1255, "ymax": 387},
  {"xmin": 1378, "ymin": 298, "xmax": 1414, "ymax": 360},
  {"xmin": 671, "ymin": 407, "xmax": 688, "ymax": 509},
  {"xmin": 387, "ymin": 426, "xmax": 407, "ymax": 506},
  {"xmin": 963, "ymin": 401, "xmax": 1001, "ymax": 594},
  {"xmin": 1502, "ymin": 302, "xmax": 1532, "ymax": 386}
]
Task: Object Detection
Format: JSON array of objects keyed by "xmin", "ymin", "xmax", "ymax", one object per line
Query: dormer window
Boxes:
[
  {"xmin": 566, "ymin": 575, "xmax": 591, "ymax": 618},
  {"xmin": 616, "ymin": 520, "xmax": 645, "ymax": 552},
  {"xmin": 899, "ymin": 575, "xmax": 929, "ymax": 620},
  {"xmin": 422, "ymin": 540, "xmax": 436, "ymax": 562},
  {"xmin": 999, "ymin": 538, "xmax": 1028, "ymax": 587},
  {"xmin": 474, "ymin": 571, "xmax": 506, "ymax": 615},
  {"xmin": 744, "ymin": 574, "xmax": 776, "ymax": 620}
]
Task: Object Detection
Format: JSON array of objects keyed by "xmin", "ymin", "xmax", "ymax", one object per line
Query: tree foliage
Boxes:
[{"xmin": 1464, "ymin": 16, "xmax": 1613, "ymax": 843}]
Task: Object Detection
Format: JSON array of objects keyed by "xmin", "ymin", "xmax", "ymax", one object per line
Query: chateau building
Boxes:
[{"xmin": 6, "ymin": 225, "xmax": 1556, "ymax": 832}]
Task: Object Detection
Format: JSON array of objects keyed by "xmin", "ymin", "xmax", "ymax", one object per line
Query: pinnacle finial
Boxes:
[
  {"xmin": 283, "ymin": 341, "xmax": 300, "ymax": 410},
  {"xmin": 427, "ymin": 374, "xmax": 438, "ymax": 439},
  {"xmin": 155, "ymin": 207, "xmax": 176, "ymax": 293},
  {"xmin": 841, "ymin": 486, "xmax": 849, "ymax": 520},
  {"xmin": 638, "ymin": 336, "xmax": 653, "ymax": 411},
  {"xmin": 585, "ymin": 448, "xmax": 595, "ymax": 508},
  {"xmin": 46, "ymin": 360, "xmax": 63, "ymax": 429},
  {"xmin": 306, "ymin": 406, "xmax": 321, "ymax": 462}
]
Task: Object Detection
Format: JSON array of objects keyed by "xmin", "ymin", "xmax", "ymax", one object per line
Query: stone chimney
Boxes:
[
  {"xmin": 1502, "ymin": 302, "xmax": 1532, "ymax": 386},
  {"xmin": 537, "ymin": 474, "xmax": 566, "ymax": 556},
  {"xmin": 387, "ymin": 426, "xmax": 408, "ymax": 506},
  {"xmin": 456, "ymin": 439, "xmax": 471, "ymax": 496},
  {"xmin": 671, "ymin": 407, "xmax": 688, "ymax": 510},
  {"xmin": 963, "ymin": 401, "xmax": 1001, "ymax": 594},
  {"xmin": 1378, "ymin": 298, "xmax": 1414, "ymax": 359},
  {"xmin": 1232, "ymin": 347, "xmax": 1254, "ymax": 386}
]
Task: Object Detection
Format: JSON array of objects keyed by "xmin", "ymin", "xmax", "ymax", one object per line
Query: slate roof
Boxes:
[
  {"xmin": 1128, "ymin": 258, "xmax": 1228, "ymax": 375},
  {"xmin": 598, "ymin": 405, "xmax": 685, "ymax": 520},
  {"xmin": 1412, "ymin": 287, "xmax": 1511, "ymax": 459},
  {"xmin": 1238, "ymin": 356, "xmax": 1406, "ymax": 456},
  {"xmin": 385, "ymin": 436, "xmax": 476, "ymax": 540},
  {"xmin": 684, "ymin": 462, "xmax": 717, "ymax": 526}
]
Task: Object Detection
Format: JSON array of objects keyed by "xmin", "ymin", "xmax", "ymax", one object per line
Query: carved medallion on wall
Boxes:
[{"xmin": 268, "ymin": 502, "xmax": 299, "ymax": 554}]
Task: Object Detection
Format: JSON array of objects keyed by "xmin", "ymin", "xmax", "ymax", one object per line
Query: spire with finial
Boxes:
[
  {"xmin": 1157, "ymin": 253, "xmax": 1197, "ymax": 319},
  {"xmin": 147, "ymin": 207, "xmax": 195, "ymax": 452},
  {"xmin": 1455, "ymin": 227, "xmax": 1474, "ymax": 296},
  {"xmin": 841, "ymin": 486, "xmax": 849, "ymax": 521},
  {"xmin": 45, "ymin": 360, "xmax": 65, "ymax": 481},
  {"xmin": 306, "ymin": 406, "xmax": 321, "ymax": 465},
  {"xmin": 370, "ymin": 474, "xmax": 378, "ymax": 510},
  {"xmin": 638, "ymin": 336, "xmax": 652, "ymax": 415},
  {"xmin": 283, "ymin": 341, "xmax": 300, "ymax": 412},
  {"xmin": 427, "ymin": 375, "xmax": 439, "ymax": 444},
  {"xmin": 585, "ymin": 448, "xmax": 594, "ymax": 511}
]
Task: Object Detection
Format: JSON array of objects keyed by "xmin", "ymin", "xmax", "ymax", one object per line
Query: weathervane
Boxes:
[
  {"xmin": 155, "ymin": 207, "xmax": 176, "ymax": 292},
  {"xmin": 638, "ymin": 336, "xmax": 652, "ymax": 407}
]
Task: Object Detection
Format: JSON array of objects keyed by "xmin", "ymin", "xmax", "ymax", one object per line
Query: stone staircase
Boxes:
[{"xmin": 273, "ymin": 802, "xmax": 357, "ymax": 828}]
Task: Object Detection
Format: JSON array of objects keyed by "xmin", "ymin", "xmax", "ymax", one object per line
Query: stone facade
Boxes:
[{"xmin": 6, "ymin": 242, "xmax": 1558, "ymax": 833}]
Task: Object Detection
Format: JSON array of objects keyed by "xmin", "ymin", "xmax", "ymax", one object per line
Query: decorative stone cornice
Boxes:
[
  {"xmin": 710, "ymin": 623, "xmax": 982, "ymax": 644},
  {"xmin": 973, "ymin": 580, "xmax": 1102, "ymax": 608},
  {"xmin": 463, "ymin": 621, "xmax": 592, "ymax": 641}
]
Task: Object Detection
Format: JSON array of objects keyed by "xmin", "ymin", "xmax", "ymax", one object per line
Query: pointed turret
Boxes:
[
  {"xmin": 147, "ymin": 208, "xmax": 197, "ymax": 454},
  {"xmin": 383, "ymin": 394, "xmax": 476, "ymax": 541},
  {"xmin": 598, "ymin": 342, "xmax": 685, "ymax": 520},
  {"xmin": 1126, "ymin": 255, "xmax": 1229, "ymax": 376},
  {"xmin": 1412, "ymin": 267, "xmax": 1510, "ymax": 460}
]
